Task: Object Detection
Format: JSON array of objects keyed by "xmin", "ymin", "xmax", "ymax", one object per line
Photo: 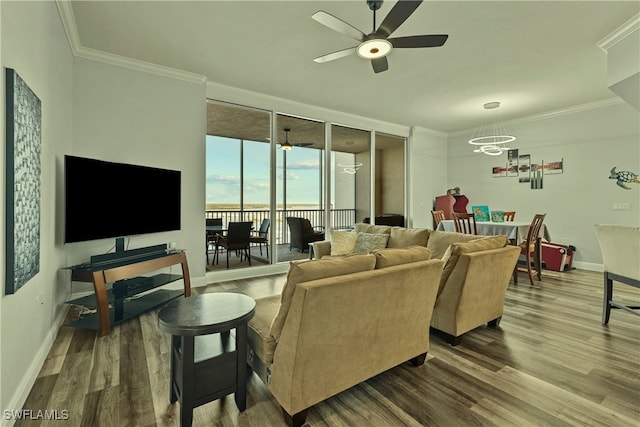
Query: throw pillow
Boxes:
[
  {"xmin": 439, "ymin": 235, "xmax": 508, "ymax": 292},
  {"xmin": 354, "ymin": 223, "xmax": 392, "ymax": 235},
  {"xmin": 427, "ymin": 230, "xmax": 483, "ymax": 259},
  {"xmin": 353, "ymin": 232, "xmax": 390, "ymax": 254},
  {"xmin": 387, "ymin": 227, "xmax": 430, "ymax": 248},
  {"xmin": 330, "ymin": 230, "xmax": 358, "ymax": 256},
  {"xmin": 372, "ymin": 245, "xmax": 432, "ymax": 269},
  {"xmin": 268, "ymin": 254, "xmax": 376, "ymax": 342}
]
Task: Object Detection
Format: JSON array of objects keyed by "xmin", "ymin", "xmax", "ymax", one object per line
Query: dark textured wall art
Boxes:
[{"xmin": 5, "ymin": 68, "xmax": 42, "ymax": 294}]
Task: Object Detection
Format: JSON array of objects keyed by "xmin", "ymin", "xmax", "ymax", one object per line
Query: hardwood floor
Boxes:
[{"xmin": 17, "ymin": 269, "xmax": 640, "ymax": 426}]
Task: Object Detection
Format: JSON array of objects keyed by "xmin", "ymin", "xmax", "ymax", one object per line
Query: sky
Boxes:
[{"xmin": 206, "ymin": 135, "xmax": 325, "ymax": 206}]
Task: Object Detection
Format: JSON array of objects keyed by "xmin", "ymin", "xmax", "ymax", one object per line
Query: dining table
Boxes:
[{"xmin": 436, "ymin": 220, "xmax": 550, "ymax": 245}]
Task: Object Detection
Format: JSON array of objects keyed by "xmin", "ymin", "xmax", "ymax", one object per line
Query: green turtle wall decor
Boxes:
[{"xmin": 609, "ymin": 167, "xmax": 639, "ymax": 190}]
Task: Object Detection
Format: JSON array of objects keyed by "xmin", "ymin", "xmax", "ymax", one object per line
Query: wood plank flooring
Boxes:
[{"xmin": 17, "ymin": 268, "xmax": 640, "ymax": 426}]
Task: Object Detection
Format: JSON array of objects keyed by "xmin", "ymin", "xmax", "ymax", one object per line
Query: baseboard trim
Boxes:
[
  {"xmin": 573, "ymin": 261, "xmax": 603, "ymax": 272},
  {"xmin": 1, "ymin": 306, "xmax": 70, "ymax": 427}
]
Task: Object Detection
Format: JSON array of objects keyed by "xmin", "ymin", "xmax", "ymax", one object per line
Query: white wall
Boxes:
[
  {"xmin": 68, "ymin": 58, "xmax": 206, "ymax": 277},
  {"xmin": 408, "ymin": 127, "xmax": 449, "ymax": 229},
  {"xmin": 1, "ymin": 0, "xmax": 73, "ymax": 415},
  {"xmin": 446, "ymin": 100, "xmax": 640, "ymax": 268}
]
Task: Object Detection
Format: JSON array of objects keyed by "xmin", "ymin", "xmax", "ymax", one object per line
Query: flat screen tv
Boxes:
[{"xmin": 64, "ymin": 155, "xmax": 181, "ymax": 244}]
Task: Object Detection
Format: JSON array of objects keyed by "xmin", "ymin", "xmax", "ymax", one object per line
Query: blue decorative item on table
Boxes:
[{"xmin": 472, "ymin": 205, "xmax": 490, "ymax": 222}]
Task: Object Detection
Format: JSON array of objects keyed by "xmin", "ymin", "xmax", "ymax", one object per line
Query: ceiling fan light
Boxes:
[
  {"xmin": 357, "ymin": 39, "xmax": 392, "ymax": 59},
  {"xmin": 281, "ymin": 142, "xmax": 293, "ymax": 151}
]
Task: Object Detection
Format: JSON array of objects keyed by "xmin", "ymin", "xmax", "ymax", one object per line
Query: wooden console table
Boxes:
[{"xmin": 67, "ymin": 251, "xmax": 191, "ymax": 336}]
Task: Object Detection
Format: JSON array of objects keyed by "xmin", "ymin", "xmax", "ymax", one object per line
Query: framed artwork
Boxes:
[
  {"xmin": 531, "ymin": 163, "xmax": 544, "ymax": 189},
  {"xmin": 492, "ymin": 165, "xmax": 507, "ymax": 177},
  {"xmin": 544, "ymin": 159, "xmax": 563, "ymax": 175},
  {"xmin": 518, "ymin": 154, "xmax": 531, "ymax": 183},
  {"xmin": 472, "ymin": 205, "xmax": 490, "ymax": 222},
  {"xmin": 491, "ymin": 210, "xmax": 505, "ymax": 222},
  {"xmin": 5, "ymin": 68, "xmax": 41, "ymax": 294},
  {"xmin": 507, "ymin": 149, "xmax": 519, "ymax": 177}
]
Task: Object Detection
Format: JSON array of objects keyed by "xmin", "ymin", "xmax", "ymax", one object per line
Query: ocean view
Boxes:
[{"xmin": 206, "ymin": 203, "xmax": 321, "ymax": 211}]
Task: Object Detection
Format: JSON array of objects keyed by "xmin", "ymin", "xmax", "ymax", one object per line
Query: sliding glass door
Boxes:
[
  {"xmin": 275, "ymin": 114, "xmax": 325, "ymax": 262},
  {"xmin": 205, "ymin": 99, "xmax": 407, "ymax": 273}
]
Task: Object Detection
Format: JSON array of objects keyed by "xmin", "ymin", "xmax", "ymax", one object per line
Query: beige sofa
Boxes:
[
  {"xmin": 247, "ymin": 247, "xmax": 443, "ymax": 426},
  {"xmin": 312, "ymin": 224, "xmax": 521, "ymax": 345}
]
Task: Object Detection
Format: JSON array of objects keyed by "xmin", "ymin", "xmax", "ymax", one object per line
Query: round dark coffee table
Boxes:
[{"xmin": 158, "ymin": 292, "xmax": 256, "ymax": 427}]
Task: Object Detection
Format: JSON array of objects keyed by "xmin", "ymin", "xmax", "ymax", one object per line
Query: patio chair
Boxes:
[
  {"xmin": 287, "ymin": 217, "xmax": 325, "ymax": 253},
  {"xmin": 206, "ymin": 218, "xmax": 223, "ymax": 264},
  {"xmin": 250, "ymin": 218, "xmax": 270, "ymax": 258},
  {"xmin": 214, "ymin": 221, "xmax": 253, "ymax": 269}
]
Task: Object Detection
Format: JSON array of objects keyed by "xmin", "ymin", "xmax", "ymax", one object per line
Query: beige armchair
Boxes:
[
  {"xmin": 430, "ymin": 236, "xmax": 521, "ymax": 345},
  {"xmin": 594, "ymin": 224, "xmax": 640, "ymax": 325}
]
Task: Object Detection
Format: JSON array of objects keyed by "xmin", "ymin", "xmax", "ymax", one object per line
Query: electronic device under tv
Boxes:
[{"xmin": 64, "ymin": 155, "xmax": 181, "ymax": 248}]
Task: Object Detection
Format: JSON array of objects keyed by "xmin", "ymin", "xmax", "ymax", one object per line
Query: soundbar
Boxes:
[{"xmin": 90, "ymin": 243, "xmax": 168, "ymax": 267}]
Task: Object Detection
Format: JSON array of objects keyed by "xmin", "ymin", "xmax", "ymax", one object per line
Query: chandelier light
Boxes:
[
  {"xmin": 338, "ymin": 162, "xmax": 363, "ymax": 174},
  {"xmin": 468, "ymin": 102, "xmax": 516, "ymax": 156}
]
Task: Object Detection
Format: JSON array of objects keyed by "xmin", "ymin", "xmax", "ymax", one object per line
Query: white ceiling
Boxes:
[{"xmin": 69, "ymin": 1, "xmax": 638, "ymax": 133}]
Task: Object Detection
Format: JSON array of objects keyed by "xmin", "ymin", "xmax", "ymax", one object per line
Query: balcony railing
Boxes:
[{"xmin": 205, "ymin": 209, "xmax": 356, "ymax": 245}]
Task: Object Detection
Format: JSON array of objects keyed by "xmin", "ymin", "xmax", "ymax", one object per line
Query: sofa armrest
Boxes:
[{"xmin": 309, "ymin": 240, "xmax": 331, "ymax": 259}]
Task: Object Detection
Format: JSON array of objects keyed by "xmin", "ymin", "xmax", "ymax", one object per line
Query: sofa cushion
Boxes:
[
  {"xmin": 387, "ymin": 227, "xmax": 430, "ymax": 248},
  {"xmin": 439, "ymin": 235, "xmax": 508, "ymax": 292},
  {"xmin": 353, "ymin": 233, "xmax": 390, "ymax": 254},
  {"xmin": 247, "ymin": 294, "xmax": 280, "ymax": 364},
  {"xmin": 354, "ymin": 223, "xmax": 391, "ymax": 235},
  {"xmin": 427, "ymin": 230, "xmax": 483, "ymax": 259},
  {"xmin": 330, "ymin": 230, "xmax": 358, "ymax": 256},
  {"xmin": 372, "ymin": 245, "xmax": 432, "ymax": 269},
  {"xmin": 268, "ymin": 254, "xmax": 376, "ymax": 342}
]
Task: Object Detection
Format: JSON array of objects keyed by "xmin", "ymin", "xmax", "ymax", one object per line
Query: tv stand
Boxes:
[{"xmin": 67, "ymin": 250, "xmax": 191, "ymax": 336}]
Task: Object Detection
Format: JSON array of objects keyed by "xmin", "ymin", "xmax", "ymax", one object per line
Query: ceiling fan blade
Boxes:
[
  {"xmin": 371, "ymin": 57, "xmax": 389, "ymax": 73},
  {"xmin": 376, "ymin": 0, "xmax": 423, "ymax": 38},
  {"xmin": 313, "ymin": 47, "xmax": 358, "ymax": 63},
  {"xmin": 389, "ymin": 34, "xmax": 448, "ymax": 48},
  {"xmin": 312, "ymin": 11, "xmax": 365, "ymax": 41}
]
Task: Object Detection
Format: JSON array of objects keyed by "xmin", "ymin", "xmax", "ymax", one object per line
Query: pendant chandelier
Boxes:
[{"xmin": 468, "ymin": 102, "xmax": 516, "ymax": 156}]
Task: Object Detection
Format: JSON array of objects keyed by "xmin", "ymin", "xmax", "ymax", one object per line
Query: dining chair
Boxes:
[
  {"xmin": 205, "ymin": 218, "xmax": 223, "ymax": 264},
  {"xmin": 503, "ymin": 211, "xmax": 516, "ymax": 221},
  {"xmin": 453, "ymin": 212, "xmax": 478, "ymax": 235},
  {"xmin": 514, "ymin": 214, "xmax": 546, "ymax": 286},
  {"xmin": 250, "ymin": 218, "xmax": 270, "ymax": 258},
  {"xmin": 431, "ymin": 210, "xmax": 446, "ymax": 229},
  {"xmin": 214, "ymin": 221, "xmax": 253, "ymax": 269}
]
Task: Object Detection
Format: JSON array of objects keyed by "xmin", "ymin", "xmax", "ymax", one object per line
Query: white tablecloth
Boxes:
[{"xmin": 436, "ymin": 220, "xmax": 550, "ymax": 245}]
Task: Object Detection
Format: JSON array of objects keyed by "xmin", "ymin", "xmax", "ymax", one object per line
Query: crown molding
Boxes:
[
  {"xmin": 55, "ymin": 0, "xmax": 206, "ymax": 85},
  {"xmin": 75, "ymin": 46, "xmax": 207, "ymax": 84},
  {"xmin": 449, "ymin": 97, "xmax": 625, "ymax": 137},
  {"xmin": 410, "ymin": 126, "xmax": 448, "ymax": 139},
  {"xmin": 597, "ymin": 12, "xmax": 640, "ymax": 51},
  {"xmin": 56, "ymin": 0, "xmax": 81, "ymax": 55}
]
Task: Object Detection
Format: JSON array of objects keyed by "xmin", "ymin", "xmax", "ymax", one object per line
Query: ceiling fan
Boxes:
[
  {"xmin": 279, "ymin": 128, "xmax": 313, "ymax": 151},
  {"xmin": 312, "ymin": 0, "xmax": 448, "ymax": 73}
]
